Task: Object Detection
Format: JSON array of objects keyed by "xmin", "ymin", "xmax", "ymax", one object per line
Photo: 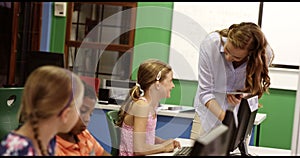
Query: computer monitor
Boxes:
[
  {"xmin": 100, "ymin": 79, "xmax": 136, "ymax": 105},
  {"xmin": 23, "ymin": 51, "xmax": 64, "ymax": 86},
  {"xmin": 222, "ymin": 108, "xmax": 238, "ymax": 156},
  {"xmin": 226, "ymin": 95, "xmax": 259, "ymax": 156},
  {"xmin": 189, "ymin": 124, "xmax": 230, "ymax": 156}
]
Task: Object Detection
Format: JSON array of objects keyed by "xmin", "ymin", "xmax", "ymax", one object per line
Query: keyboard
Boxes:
[{"xmin": 173, "ymin": 146, "xmax": 193, "ymax": 156}]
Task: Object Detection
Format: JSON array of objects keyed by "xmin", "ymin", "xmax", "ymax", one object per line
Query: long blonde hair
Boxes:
[
  {"xmin": 116, "ymin": 59, "xmax": 172, "ymax": 127},
  {"xmin": 217, "ymin": 22, "xmax": 274, "ymax": 99},
  {"xmin": 19, "ymin": 65, "xmax": 83, "ymax": 155}
]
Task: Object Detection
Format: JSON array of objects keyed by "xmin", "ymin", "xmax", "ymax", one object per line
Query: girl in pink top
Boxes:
[{"xmin": 116, "ymin": 59, "xmax": 181, "ymax": 156}]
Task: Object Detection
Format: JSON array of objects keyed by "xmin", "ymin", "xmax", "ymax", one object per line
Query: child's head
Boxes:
[
  {"xmin": 116, "ymin": 59, "xmax": 174, "ymax": 127},
  {"xmin": 69, "ymin": 81, "xmax": 97, "ymax": 135},
  {"xmin": 19, "ymin": 65, "xmax": 84, "ymax": 133},
  {"xmin": 131, "ymin": 59, "xmax": 174, "ymax": 100}
]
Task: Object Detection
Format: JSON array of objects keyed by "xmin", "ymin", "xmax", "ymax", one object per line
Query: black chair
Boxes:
[
  {"xmin": 105, "ymin": 110, "xmax": 120, "ymax": 156},
  {"xmin": 0, "ymin": 87, "xmax": 23, "ymax": 139}
]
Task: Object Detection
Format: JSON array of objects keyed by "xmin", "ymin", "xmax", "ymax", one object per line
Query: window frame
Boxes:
[{"xmin": 64, "ymin": 2, "xmax": 137, "ymax": 79}]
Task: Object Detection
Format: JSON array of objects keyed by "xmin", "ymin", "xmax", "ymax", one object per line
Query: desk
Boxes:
[
  {"xmin": 95, "ymin": 103, "xmax": 195, "ymax": 119},
  {"xmin": 91, "ymin": 103, "xmax": 267, "ymax": 152},
  {"xmin": 253, "ymin": 113, "xmax": 266, "ymax": 146},
  {"xmin": 95, "ymin": 104, "xmax": 194, "ymax": 139},
  {"xmin": 89, "ymin": 105, "xmax": 194, "ymax": 152},
  {"xmin": 147, "ymin": 138, "xmax": 291, "ymax": 156},
  {"xmin": 95, "ymin": 103, "xmax": 266, "ymax": 124}
]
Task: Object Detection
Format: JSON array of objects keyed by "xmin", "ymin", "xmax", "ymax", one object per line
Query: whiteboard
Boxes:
[
  {"xmin": 261, "ymin": 2, "xmax": 300, "ymax": 67},
  {"xmin": 169, "ymin": 2, "xmax": 260, "ymax": 81}
]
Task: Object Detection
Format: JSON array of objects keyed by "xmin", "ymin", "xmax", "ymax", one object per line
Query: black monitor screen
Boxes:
[
  {"xmin": 190, "ymin": 124, "xmax": 230, "ymax": 156},
  {"xmin": 222, "ymin": 109, "xmax": 238, "ymax": 156},
  {"xmin": 227, "ymin": 95, "xmax": 258, "ymax": 156},
  {"xmin": 23, "ymin": 51, "xmax": 64, "ymax": 85}
]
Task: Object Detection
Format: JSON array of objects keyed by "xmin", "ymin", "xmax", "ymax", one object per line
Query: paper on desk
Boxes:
[{"xmin": 158, "ymin": 104, "xmax": 195, "ymax": 113}]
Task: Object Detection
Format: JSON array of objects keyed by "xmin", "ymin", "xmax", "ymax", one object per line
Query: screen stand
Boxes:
[{"xmin": 238, "ymin": 140, "xmax": 251, "ymax": 156}]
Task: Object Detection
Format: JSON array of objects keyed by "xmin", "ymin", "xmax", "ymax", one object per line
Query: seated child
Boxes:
[
  {"xmin": 116, "ymin": 59, "xmax": 181, "ymax": 156},
  {"xmin": 55, "ymin": 81, "xmax": 111, "ymax": 156},
  {"xmin": 0, "ymin": 66, "xmax": 84, "ymax": 156}
]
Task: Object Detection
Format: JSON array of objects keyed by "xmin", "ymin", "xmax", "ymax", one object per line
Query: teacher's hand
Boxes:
[{"xmin": 227, "ymin": 94, "xmax": 241, "ymax": 106}]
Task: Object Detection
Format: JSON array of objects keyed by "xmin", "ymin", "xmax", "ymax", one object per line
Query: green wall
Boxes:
[
  {"xmin": 132, "ymin": 2, "xmax": 173, "ymax": 79},
  {"xmin": 50, "ymin": 2, "xmax": 297, "ymax": 150},
  {"xmin": 132, "ymin": 2, "xmax": 198, "ymax": 106},
  {"xmin": 258, "ymin": 89, "xmax": 296, "ymax": 149},
  {"xmin": 50, "ymin": 3, "xmax": 67, "ymax": 53}
]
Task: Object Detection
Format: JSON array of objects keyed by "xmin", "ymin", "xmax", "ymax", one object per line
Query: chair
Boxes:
[
  {"xmin": 79, "ymin": 76, "xmax": 100, "ymax": 94},
  {"xmin": 0, "ymin": 87, "xmax": 23, "ymax": 139},
  {"xmin": 106, "ymin": 110, "xmax": 120, "ymax": 156}
]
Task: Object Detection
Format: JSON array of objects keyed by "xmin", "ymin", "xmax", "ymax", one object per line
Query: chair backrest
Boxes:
[
  {"xmin": 79, "ymin": 76, "xmax": 100, "ymax": 94},
  {"xmin": 105, "ymin": 110, "xmax": 120, "ymax": 156},
  {"xmin": 0, "ymin": 87, "xmax": 23, "ymax": 139}
]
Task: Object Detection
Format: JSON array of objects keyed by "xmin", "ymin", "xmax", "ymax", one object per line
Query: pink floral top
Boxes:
[
  {"xmin": 119, "ymin": 98, "xmax": 157, "ymax": 156},
  {"xmin": 0, "ymin": 132, "xmax": 56, "ymax": 156}
]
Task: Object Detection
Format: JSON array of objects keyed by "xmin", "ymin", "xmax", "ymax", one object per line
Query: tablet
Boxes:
[{"xmin": 226, "ymin": 92, "xmax": 251, "ymax": 96}]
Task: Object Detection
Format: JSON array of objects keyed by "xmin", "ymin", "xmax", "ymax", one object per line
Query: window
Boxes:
[{"xmin": 65, "ymin": 2, "xmax": 137, "ymax": 80}]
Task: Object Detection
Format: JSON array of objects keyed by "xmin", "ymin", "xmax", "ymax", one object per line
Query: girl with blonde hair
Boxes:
[
  {"xmin": 0, "ymin": 65, "xmax": 84, "ymax": 156},
  {"xmin": 116, "ymin": 59, "xmax": 181, "ymax": 156}
]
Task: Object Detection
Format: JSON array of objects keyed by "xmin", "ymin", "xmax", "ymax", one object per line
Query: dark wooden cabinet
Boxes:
[{"xmin": 0, "ymin": 2, "xmax": 42, "ymax": 87}]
